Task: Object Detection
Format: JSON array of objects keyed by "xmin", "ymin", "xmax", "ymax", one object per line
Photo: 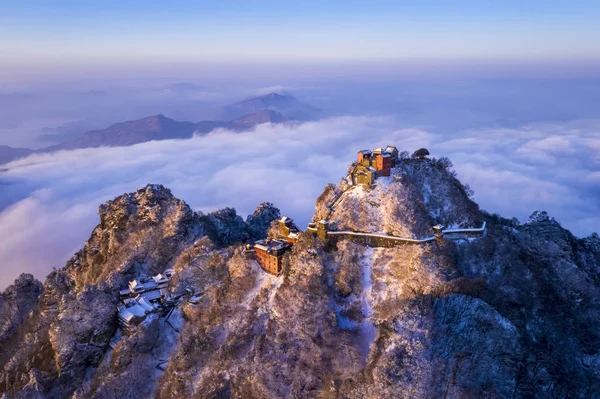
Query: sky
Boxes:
[{"xmin": 2, "ymin": 1, "xmax": 600, "ymax": 84}]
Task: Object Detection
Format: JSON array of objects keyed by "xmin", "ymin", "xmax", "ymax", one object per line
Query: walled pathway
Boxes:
[
  {"xmin": 307, "ymin": 222, "xmax": 486, "ymax": 247},
  {"xmin": 314, "ymin": 165, "xmax": 487, "ymax": 247}
]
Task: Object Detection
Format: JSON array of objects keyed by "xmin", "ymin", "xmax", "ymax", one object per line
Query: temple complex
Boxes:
[
  {"xmin": 352, "ymin": 145, "xmax": 399, "ymax": 186},
  {"xmin": 117, "ymin": 270, "xmax": 174, "ymax": 333}
]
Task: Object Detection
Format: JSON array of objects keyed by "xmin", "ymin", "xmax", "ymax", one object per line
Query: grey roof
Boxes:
[
  {"xmin": 138, "ymin": 289, "xmax": 162, "ymax": 302},
  {"xmin": 118, "ymin": 303, "xmax": 147, "ymax": 323},
  {"xmin": 137, "ymin": 297, "xmax": 156, "ymax": 312}
]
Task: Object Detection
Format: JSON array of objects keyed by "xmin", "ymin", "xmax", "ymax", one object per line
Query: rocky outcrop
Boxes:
[
  {"xmin": 431, "ymin": 294, "xmax": 521, "ymax": 398},
  {"xmin": 246, "ymin": 202, "xmax": 281, "ymax": 240},
  {"xmin": 0, "ymin": 274, "xmax": 42, "ymax": 343},
  {"xmin": 203, "ymin": 202, "xmax": 281, "ymax": 246},
  {"xmin": 65, "ymin": 184, "xmax": 206, "ymax": 290},
  {"xmin": 1, "ymin": 156, "xmax": 599, "ymax": 398}
]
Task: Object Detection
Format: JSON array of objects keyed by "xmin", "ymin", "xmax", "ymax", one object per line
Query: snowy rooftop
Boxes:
[
  {"xmin": 254, "ymin": 238, "xmax": 291, "ymax": 252},
  {"xmin": 137, "ymin": 297, "xmax": 156, "ymax": 312},
  {"xmin": 152, "ymin": 273, "xmax": 168, "ymax": 283},
  {"xmin": 129, "ymin": 279, "xmax": 143, "ymax": 290},
  {"xmin": 118, "ymin": 303, "xmax": 147, "ymax": 323}
]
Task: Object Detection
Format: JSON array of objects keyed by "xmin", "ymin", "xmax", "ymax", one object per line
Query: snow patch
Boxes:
[
  {"xmin": 242, "ymin": 264, "xmax": 270, "ymax": 308},
  {"xmin": 359, "ymin": 247, "xmax": 377, "ymax": 361}
]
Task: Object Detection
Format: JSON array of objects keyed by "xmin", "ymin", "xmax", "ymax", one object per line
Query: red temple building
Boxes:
[
  {"xmin": 253, "ymin": 238, "xmax": 292, "ymax": 275},
  {"xmin": 354, "ymin": 146, "xmax": 397, "ymax": 184}
]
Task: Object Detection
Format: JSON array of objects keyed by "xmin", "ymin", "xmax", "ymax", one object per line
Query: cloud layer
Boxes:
[{"xmin": 0, "ymin": 116, "xmax": 599, "ymax": 288}]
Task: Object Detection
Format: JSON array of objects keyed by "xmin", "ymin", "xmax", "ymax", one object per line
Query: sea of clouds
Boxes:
[{"xmin": 0, "ymin": 116, "xmax": 599, "ymax": 288}]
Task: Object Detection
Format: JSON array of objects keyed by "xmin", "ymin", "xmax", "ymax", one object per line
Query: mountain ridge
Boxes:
[
  {"xmin": 41, "ymin": 109, "xmax": 294, "ymax": 153},
  {"xmin": 0, "ymin": 145, "xmax": 34, "ymax": 166},
  {"xmin": 0, "ymin": 92, "xmax": 308, "ymax": 165},
  {"xmin": 1, "ymin": 152, "xmax": 599, "ymax": 398}
]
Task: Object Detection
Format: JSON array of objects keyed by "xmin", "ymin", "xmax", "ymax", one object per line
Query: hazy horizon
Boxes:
[{"xmin": 2, "ymin": 0, "xmax": 600, "ymax": 85}]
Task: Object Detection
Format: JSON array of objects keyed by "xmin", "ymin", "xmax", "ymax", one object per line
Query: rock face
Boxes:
[
  {"xmin": 0, "ymin": 274, "xmax": 42, "ymax": 344},
  {"xmin": 1, "ymin": 157, "xmax": 599, "ymax": 398},
  {"xmin": 246, "ymin": 202, "xmax": 282, "ymax": 239}
]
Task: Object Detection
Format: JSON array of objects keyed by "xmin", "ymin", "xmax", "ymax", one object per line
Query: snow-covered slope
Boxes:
[{"xmin": 320, "ymin": 158, "xmax": 480, "ymax": 238}]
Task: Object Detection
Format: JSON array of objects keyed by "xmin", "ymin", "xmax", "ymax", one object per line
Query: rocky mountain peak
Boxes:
[
  {"xmin": 3, "ymin": 273, "xmax": 42, "ymax": 297},
  {"xmin": 72, "ymin": 184, "xmax": 204, "ymax": 289},
  {"xmin": 202, "ymin": 202, "xmax": 282, "ymax": 247},
  {"xmin": 98, "ymin": 184, "xmax": 191, "ymax": 231},
  {"xmin": 246, "ymin": 201, "xmax": 281, "ymax": 239},
  {"xmin": 526, "ymin": 210, "xmax": 554, "ymax": 224},
  {"xmin": 582, "ymin": 232, "xmax": 600, "ymax": 253},
  {"xmin": 0, "ymin": 274, "xmax": 43, "ymax": 343},
  {"xmin": 315, "ymin": 154, "xmax": 480, "ymax": 238}
]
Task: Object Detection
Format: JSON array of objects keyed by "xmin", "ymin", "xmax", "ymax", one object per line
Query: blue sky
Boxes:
[
  {"xmin": 2, "ymin": 1, "xmax": 599, "ymax": 65},
  {"xmin": 1, "ymin": 0, "xmax": 600, "ymax": 85}
]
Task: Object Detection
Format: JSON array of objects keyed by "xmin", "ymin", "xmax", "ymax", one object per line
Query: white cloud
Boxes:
[{"xmin": 0, "ymin": 116, "xmax": 599, "ymax": 289}]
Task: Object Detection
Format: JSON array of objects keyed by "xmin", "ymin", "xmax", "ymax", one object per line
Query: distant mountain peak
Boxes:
[
  {"xmin": 0, "ymin": 145, "xmax": 34, "ymax": 166},
  {"xmin": 238, "ymin": 91, "xmax": 292, "ymax": 105},
  {"xmin": 143, "ymin": 114, "xmax": 170, "ymax": 123},
  {"xmin": 0, "ymin": 91, "xmax": 320, "ymax": 164},
  {"xmin": 230, "ymin": 109, "xmax": 292, "ymax": 127},
  {"xmin": 261, "ymin": 92, "xmax": 287, "ymax": 99},
  {"xmin": 222, "ymin": 91, "xmax": 318, "ymax": 121}
]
